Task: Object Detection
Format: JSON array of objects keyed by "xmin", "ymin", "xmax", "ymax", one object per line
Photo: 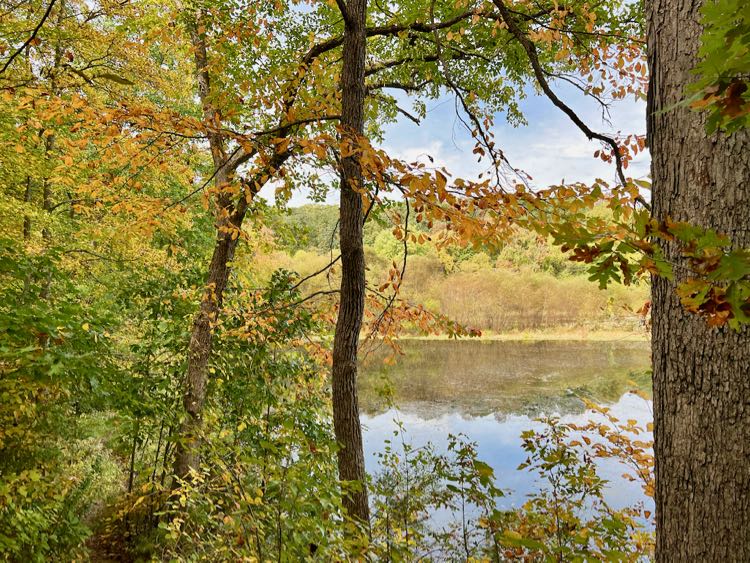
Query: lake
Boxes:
[{"xmin": 359, "ymin": 339, "xmax": 653, "ymax": 511}]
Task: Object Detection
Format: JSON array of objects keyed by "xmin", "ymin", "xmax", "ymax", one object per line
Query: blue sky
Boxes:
[
  {"xmin": 269, "ymin": 82, "xmax": 649, "ymax": 206},
  {"xmin": 381, "ymin": 82, "xmax": 649, "ymax": 189}
]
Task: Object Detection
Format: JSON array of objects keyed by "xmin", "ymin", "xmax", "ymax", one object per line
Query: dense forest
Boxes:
[{"xmin": 0, "ymin": 0, "xmax": 748, "ymax": 561}]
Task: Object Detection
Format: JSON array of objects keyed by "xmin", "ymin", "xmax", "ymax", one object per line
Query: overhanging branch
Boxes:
[{"xmin": 491, "ymin": 0, "xmax": 650, "ymax": 210}]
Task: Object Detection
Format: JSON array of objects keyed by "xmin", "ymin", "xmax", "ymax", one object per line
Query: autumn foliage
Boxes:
[{"xmin": 0, "ymin": 0, "xmax": 747, "ymax": 559}]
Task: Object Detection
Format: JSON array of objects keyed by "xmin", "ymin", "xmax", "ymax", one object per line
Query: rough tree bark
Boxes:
[
  {"xmin": 172, "ymin": 211, "xmax": 242, "ymax": 480},
  {"xmin": 331, "ymin": 0, "xmax": 371, "ymax": 526},
  {"xmin": 647, "ymin": 0, "xmax": 750, "ymax": 558}
]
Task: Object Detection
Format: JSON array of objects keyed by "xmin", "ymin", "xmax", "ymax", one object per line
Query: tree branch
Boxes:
[
  {"xmin": 366, "ymin": 80, "xmax": 429, "ymax": 94},
  {"xmin": 1, "ymin": 0, "xmax": 58, "ymax": 75},
  {"xmin": 301, "ymin": 10, "xmax": 475, "ymax": 66},
  {"xmin": 335, "ymin": 0, "xmax": 353, "ymax": 27},
  {"xmin": 491, "ymin": 0, "xmax": 650, "ymax": 210}
]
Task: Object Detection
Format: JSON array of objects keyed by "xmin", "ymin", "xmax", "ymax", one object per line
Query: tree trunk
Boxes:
[
  {"xmin": 172, "ymin": 215, "xmax": 240, "ymax": 480},
  {"xmin": 171, "ymin": 14, "xmax": 291, "ymax": 482},
  {"xmin": 172, "ymin": 18, "xmax": 237, "ymax": 482},
  {"xmin": 23, "ymin": 176, "xmax": 32, "ymax": 240},
  {"xmin": 647, "ymin": 0, "xmax": 750, "ymax": 559},
  {"xmin": 331, "ymin": 0, "xmax": 371, "ymax": 526}
]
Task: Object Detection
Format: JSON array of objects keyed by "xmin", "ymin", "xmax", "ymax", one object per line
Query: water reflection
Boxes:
[{"xmin": 359, "ymin": 339, "xmax": 653, "ymax": 510}]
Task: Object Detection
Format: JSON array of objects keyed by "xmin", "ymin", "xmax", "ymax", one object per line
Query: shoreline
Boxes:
[{"xmin": 393, "ymin": 329, "xmax": 651, "ymax": 343}]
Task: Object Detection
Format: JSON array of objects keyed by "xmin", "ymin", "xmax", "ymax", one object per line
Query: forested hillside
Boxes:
[{"xmin": 271, "ymin": 204, "xmax": 649, "ymax": 333}]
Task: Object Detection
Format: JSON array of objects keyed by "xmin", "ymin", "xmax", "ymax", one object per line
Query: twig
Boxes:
[
  {"xmin": 288, "ymin": 255, "xmax": 341, "ymax": 292},
  {"xmin": 367, "ymin": 198, "xmax": 410, "ymax": 340}
]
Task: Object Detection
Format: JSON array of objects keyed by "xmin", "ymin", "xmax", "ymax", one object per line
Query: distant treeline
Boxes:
[{"xmin": 263, "ymin": 204, "xmax": 649, "ymax": 332}]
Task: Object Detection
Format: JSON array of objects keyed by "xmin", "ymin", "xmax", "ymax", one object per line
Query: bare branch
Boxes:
[
  {"xmin": 366, "ymin": 80, "xmax": 429, "ymax": 94},
  {"xmin": 366, "ymin": 198, "xmax": 410, "ymax": 340},
  {"xmin": 365, "ymin": 53, "xmax": 439, "ymax": 76},
  {"xmin": 288, "ymin": 255, "xmax": 342, "ymax": 292}
]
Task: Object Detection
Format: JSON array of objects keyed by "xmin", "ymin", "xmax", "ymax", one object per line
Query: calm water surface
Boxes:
[{"xmin": 359, "ymin": 340, "xmax": 653, "ymax": 511}]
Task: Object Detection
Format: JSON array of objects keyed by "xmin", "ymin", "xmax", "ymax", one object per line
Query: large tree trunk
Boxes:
[
  {"xmin": 647, "ymin": 0, "xmax": 750, "ymax": 559},
  {"xmin": 331, "ymin": 0, "xmax": 371, "ymax": 526}
]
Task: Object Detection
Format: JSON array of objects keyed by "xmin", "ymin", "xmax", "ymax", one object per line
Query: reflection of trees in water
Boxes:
[{"xmin": 359, "ymin": 340, "xmax": 651, "ymax": 418}]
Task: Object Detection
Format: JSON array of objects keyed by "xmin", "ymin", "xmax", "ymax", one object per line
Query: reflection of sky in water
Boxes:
[
  {"xmin": 359, "ymin": 340, "xmax": 652, "ymax": 418},
  {"xmin": 362, "ymin": 383, "xmax": 654, "ymax": 515}
]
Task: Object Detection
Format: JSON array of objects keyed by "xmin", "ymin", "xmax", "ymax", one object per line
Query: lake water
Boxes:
[{"xmin": 359, "ymin": 339, "xmax": 653, "ymax": 512}]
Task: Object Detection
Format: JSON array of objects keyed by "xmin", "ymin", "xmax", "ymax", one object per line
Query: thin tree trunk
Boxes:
[
  {"xmin": 23, "ymin": 176, "xmax": 33, "ymax": 296},
  {"xmin": 41, "ymin": 134, "xmax": 54, "ymax": 240},
  {"xmin": 39, "ymin": 132, "xmax": 55, "ymax": 304},
  {"xmin": 647, "ymin": 0, "xmax": 750, "ymax": 558},
  {"xmin": 172, "ymin": 16, "xmax": 238, "ymax": 482},
  {"xmin": 38, "ymin": 1, "xmax": 64, "ymax": 301},
  {"xmin": 172, "ymin": 222, "xmax": 240, "ymax": 480},
  {"xmin": 23, "ymin": 176, "xmax": 32, "ymax": 240},
  {"xmin": 171, "ymin": 13, "xmax": 294, "ymax": 482},
  {"xmin": 42, "ymin": 0, "xmax": 64, "ymax": 225},
  {"xmin": 331, "ymin": 0, "xmax": 371, "ymax": 526}
]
